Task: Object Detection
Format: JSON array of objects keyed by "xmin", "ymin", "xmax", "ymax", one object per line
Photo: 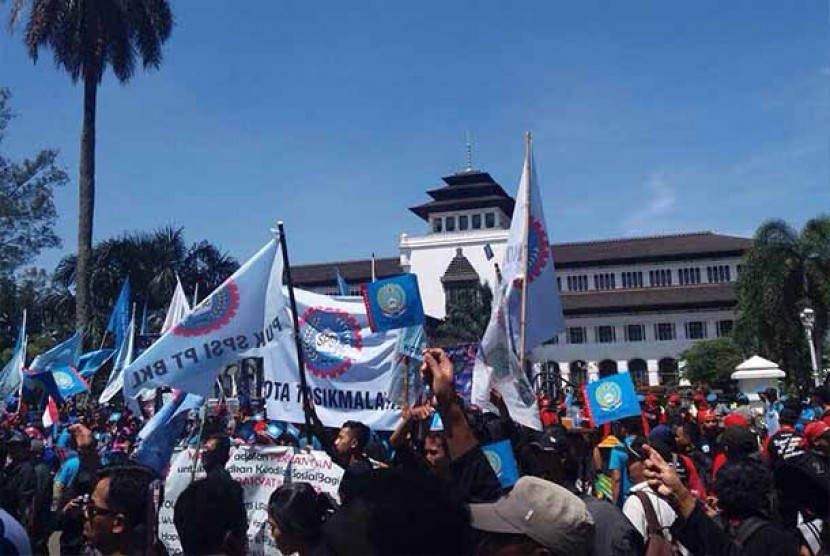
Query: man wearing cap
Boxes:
[
  {"xmin": 804, "ymin": 420, "xmax": 830, "ymax": 459},
  {"xmin": 665, "ymin": 393, "xmax": 685, "ymax": 428},
  {"xmin": 469, "ymin": 475, "xmax": 595, "ymax": 555}
]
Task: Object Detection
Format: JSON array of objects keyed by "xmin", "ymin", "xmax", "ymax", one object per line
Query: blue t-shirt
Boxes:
[
  {"xmin": 608, "ymin": 436, "xmax": 635, "ymax": 506},
  {"xmin": 56, "ymin": 454, "xmax": 80, "ymax": 488}
]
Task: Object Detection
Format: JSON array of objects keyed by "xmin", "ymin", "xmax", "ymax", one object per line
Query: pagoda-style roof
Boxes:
[
  {"xmin": 441, "ymin": 248, "xmax": 480, "ymax": 284},
  {"xmin": 409, "ymin": 170, "xmax": 515, "ymax": 221}
]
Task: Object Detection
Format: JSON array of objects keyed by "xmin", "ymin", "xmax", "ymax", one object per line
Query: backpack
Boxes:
[
  {"xmin": 633, "ymin": 491, "xmax": 681, "ymax": 556},
  {"xmin": 728, "ymin": 516, "xmax": 769, "ymax": 550}
]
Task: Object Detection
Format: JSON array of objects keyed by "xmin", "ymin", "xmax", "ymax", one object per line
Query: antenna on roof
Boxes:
[{"xmin": 464, "ymin": 131, "xmax": 473, "ymax": 172}]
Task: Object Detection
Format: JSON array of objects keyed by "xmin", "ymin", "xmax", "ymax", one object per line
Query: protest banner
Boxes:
[
  {"xmin": 263, "ymin": 288, "xmax": 403, "ymax": 431},
  {"xmin": 159, "ymin": 445, "xmax": 343, "ymax": 556}
]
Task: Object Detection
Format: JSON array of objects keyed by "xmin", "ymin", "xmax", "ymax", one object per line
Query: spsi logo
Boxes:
[
  {"xmin": 525, "ymin": 217, "xmax": 550, "ymax": 284},
  {"xmin": 299, "ymin": 307, "xmax": 363, "ymax": 379},
  {"xmin": 376, "ymin": 283, "xmax": 407, "ymax": 319},
  {"xmin": 174, "ymin": 281, "xmax": 240, "ymax": 337},
  {"xmin": 595, "ymin": 381, "xmax": 623, "ymax": 412},
  {"xmin": 53, "ymin": 370, "xmax": 74, "ymax": 390},
  {"xmin": 485, "ymin": 450, "xmax": 502, "ymax": 477}
]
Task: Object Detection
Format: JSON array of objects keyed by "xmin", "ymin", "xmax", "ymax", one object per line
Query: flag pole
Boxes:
[
  {"xmin": 517, "ymin": 131, "xmax": 532, "ymax": 371},
  {"xmin": 277, "ymin": 221, "xmax": 313, "ymax": 445}
]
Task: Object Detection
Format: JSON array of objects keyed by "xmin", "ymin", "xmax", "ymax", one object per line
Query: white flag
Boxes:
[
  {"xmin": 124, "ymin": 237, "xmax": 291, "ymax": 399},
  {"xmin": 161, "ymin": 276, "xmax": 192, "ymax": 335},
  {"xmin": 263, "ymin": 288, "xmax": 402, "ymax": 431},
  {"xmin": 472, "ymin": 135, "xmax": 564, "ymax": 430},
  {"xmin": 99, "ymin": 313, "xmax": 136, "ymax": 404}
]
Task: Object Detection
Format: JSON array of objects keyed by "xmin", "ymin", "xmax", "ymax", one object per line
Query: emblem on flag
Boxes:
[
  {"xmin": 53, "ymin": 370, "xmax": 75, "ymax": 390},
  {"xmin": 173, "ymin": 281, "xmax": 240, "ymax": 337},
  {"xmin": 485, "ymin": 449, "xmax": 502, "ymax": 475},
  {"xmin": 376, "ymin": 282, "xmax": 407, "ymax": 318},
  {"xmin": 299, "ymin": 307, "xmax": 362, "ymax": 379},
  {"xmin": 595, "ymin": 381, "xmax": 623, "ymax": 412}
]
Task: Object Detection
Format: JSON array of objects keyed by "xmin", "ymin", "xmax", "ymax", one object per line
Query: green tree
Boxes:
[
  {"xmin": 9, "ymin": 0, "xmax": 173, "ymax": 331},
  {"xmin": 0, "ymin": 88, "xmax": 67, "ymax": 276},
  {"xmin": 734, "ymin": 217, "xmax": 830, "ymax": 390},
  {"xmin": 436, "ymin": 282, "xmax": 493, "ymax": 344},
  {"xmin": 680, "ymin": 337, "xmax": 744, "ymax": 390},
  {"xmin": 54, "ymin": 226, "xmax": 238, "ymax": 341}
]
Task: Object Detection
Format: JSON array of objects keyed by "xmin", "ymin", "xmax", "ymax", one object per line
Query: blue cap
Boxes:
[{"xmin": 706, "ymin": 393, "xmax": 717, "ymax": 402}]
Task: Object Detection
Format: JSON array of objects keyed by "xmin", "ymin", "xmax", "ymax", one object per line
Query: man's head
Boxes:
[
  {"xmin": 812, "ymin": 387, "xmax": 830, "ymax": 408},
  {"xmin": 779, "ymin": 408, "xmax": 799, "ymax": 428},
  {"xmin": 804, "ymin": 421, "xmax": 830, "ymax": 456},
  {"xmin": 721, "ymin": 426, "xmax": 759, "ymax": 462},
  {"xmin": 5, "ymin": 431, "xmax": 30, "ymax": 462},
  {"xmin": 714, "ymin": 460, "xmax": 773, "ymax": 520},
  {"xmin": 698, "ymin": 409, "xmax": 719, "ymax": 435},
  {"xmin": 201, "ymin": 433, "xmax": 231, "ymax": 472},
  {"xmin": 174, "ymin": 476, "xmax": 248, "ymax": 556},
  {"xmin": 674, "ymin": 422, "xmax": 698, "ymax": 450},
  {"xmin": 529, "ymin": 425, "xmax": 569, "ymax": 484},
  {"xmin": 424, "ymin": 431, "xmax": 449, "ymax": 469},
  {"xmin": 470, "ymin": 476, "xmax": 595, "ymax": 556},
  {"xmin": 83, "ymin": 465, "xmax": 156, "ymax": 556},
  {"xmin": 334, "ymin": 421, "xmax": 370, "ymax": 458},
  {"xmin": 764, "ymin": 387, "xmax": 778, "ymax": 403}
]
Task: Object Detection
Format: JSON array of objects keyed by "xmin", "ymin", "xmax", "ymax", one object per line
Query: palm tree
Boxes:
[
  {"xmin": 735, "ymin": 216, "xmax": 830, "ymax": 389},
  {"xmin": 9, "ymin": 0, "xmax": 173, "ymax": 332},
  {"xmin": 54, "ymin": 226, "xmax": 238, "ymax": 341}
]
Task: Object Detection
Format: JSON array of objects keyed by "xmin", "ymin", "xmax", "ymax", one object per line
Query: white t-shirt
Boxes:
[{"xmin": 623, "ymin": 482, "xmax": 689, "ymax": 555}]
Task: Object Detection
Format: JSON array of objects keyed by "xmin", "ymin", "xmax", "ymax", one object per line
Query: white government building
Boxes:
[{"xmin": 292, "ymin": 167, "xmax": 751, "ymax": 389}]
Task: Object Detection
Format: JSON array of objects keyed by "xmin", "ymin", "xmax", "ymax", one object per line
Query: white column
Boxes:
[
  {"xmin": 617, "ymin": 360, "xmax": 629, "ymax": 373},
  {"xmin": 647, "ymin": 359, "xmax": 660, "ymax": 386},
  {"xmin": 587, "ymin": 361, "xmax": 599, "ymax": 383},
  {"xmin": 559, "ymin": 362, "xmax": 570, "ymax": 382}
]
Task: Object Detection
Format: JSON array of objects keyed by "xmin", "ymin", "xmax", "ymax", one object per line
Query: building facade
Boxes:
[{"xmin": 292, "ymin": 167, "xmax": 752, "ymax": 388}]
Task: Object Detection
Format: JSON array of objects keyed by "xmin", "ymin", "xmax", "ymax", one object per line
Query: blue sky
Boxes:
[{"xmin": 2, "ymin": 1, "xmax": 828, "ymax": 269}]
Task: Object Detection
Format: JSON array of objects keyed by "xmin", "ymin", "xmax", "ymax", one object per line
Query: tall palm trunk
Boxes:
[{"xmin": 76, "ymin": 72, "xmax": 97, "ymax": 331}]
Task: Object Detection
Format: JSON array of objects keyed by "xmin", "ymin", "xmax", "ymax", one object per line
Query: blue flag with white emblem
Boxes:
[
  {"xmin": 0, "ymin": 311, "xmax": 27, "ymax": 401},
  {"xmin": 362, "ymin": 274, "xmax": 425, "ymax": 332},
  {"xmin": 27, "ymin": 331, "xmax": 87, "ymax": 403},
  {"xmin": 584, "ymin": 373, "xmax": 641, "ymax": 426},
  {"xmin": 482, "ymin": 439, "xmax": 519, "ymax": 488}
]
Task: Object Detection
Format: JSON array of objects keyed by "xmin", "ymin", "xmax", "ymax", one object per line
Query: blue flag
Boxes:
[
  {"xmin": 395, "ymin": 325, "xmax": 427, "ymax": 361},
  {"xmin": 362, "ymin": 274, "xmax": 425, "ymax": 332},
  {"xmin": 29, "ymin": 367, "xmax": 88, "ymax": 404},
  {"xmin": 29, "ymin": 331, "xmax": 82, "ymax": 376},
  {"xmin": 107, "ymin": 279, "xmax": 131, "ymax": 348},
  {"xmin": 27, "ymin": 331, "xmax": 86, "ymax": 403},
  {"xmin": 584, "ymin": 373, "xmax": 641, "ymax": 426},
  {"xmin": 483, "ymin": 243, "xmax": 494, "ymax": 261},
  {"xmin": 482, "ymin": 439, "xmax": 519, "ymax": 488},
  {"xmin": 335, "ymin": 268, "xmax": 350, "ymax": 296},
  {"xmin": 78, "ymin": 349, "xmax": 115, "ymax": 378},
  {"xmin": 0, "ymin": 312, "xmax": 27, "ymax": 401},
  {"xmin": 134, "ymin": 390, "xmax": 203, "ymax": 475}
]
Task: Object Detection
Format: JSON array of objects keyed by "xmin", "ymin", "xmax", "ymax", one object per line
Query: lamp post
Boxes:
[{"xmin": 799, "ymin": 307, "xmax": 821, "ymax": 387}]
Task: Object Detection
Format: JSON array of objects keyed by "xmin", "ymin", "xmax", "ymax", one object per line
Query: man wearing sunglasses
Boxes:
[{"xmin": 82, "ymin": 465, "xmax": 156, "ymax": 556}]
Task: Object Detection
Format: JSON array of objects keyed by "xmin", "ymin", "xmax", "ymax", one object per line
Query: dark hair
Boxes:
[
  {"xmin": 207, "ymin": 432, "xmax": 231, "ymax": 456},
  {"xmin": 425, "ymin": 431, "xmax": 449, "ymax": 454},
  {"xmin": 325, "ymin": 467, "xmax": 470, "ymax": 555},
  {"xmin": 97, "ymin": 465, "xmax": 156, "ymax": 530},
  {"xmin": 268, "ymin": 483, "xmax": 334, "ymax": 543},
  {"xmin": 174, "ymin": 476, "xmax": 248, "ymax": 555},
  {"xmin": 813, "ymin": 387, "xmax": 830, "ymax": 406},
  {"xmin": 779, "ymin": 408, "xmax": 799, "ymax": 427},
  {"xmin": 714, "ymin": 460, "xmax": 773, "ymax": 519},
  {"xmin": 677, "ymin": 422, "xmax": 700, "ymax": 446},
  {"xmin": 342, "ymin": 421, "xmax": 370, "ymax": 452}
]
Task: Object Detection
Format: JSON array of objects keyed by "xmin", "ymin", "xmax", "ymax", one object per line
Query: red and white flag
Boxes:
[{"xmin": 42, "ymin": 396, "xmax": 59, "ymax": 428}]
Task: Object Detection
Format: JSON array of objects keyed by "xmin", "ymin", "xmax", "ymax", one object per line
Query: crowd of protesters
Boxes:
[{"xmin": 0, "ymin": 349, "xmax": 828, "ymax": 555}]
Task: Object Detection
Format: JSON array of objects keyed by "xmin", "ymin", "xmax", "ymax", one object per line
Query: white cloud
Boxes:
[{"xmin": 621, "ymin": 172, "xmax": 677, "ymax": 236}]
